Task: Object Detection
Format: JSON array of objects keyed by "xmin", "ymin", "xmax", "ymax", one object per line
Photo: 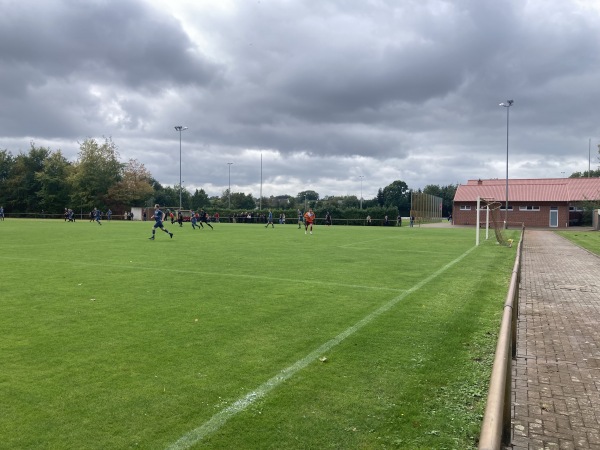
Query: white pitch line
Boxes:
[{"xmin": 165, "ymin": 245, "xmax": 476, "ymax": 450}]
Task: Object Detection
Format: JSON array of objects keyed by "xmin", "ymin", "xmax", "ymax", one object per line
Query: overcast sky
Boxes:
[{"xmin": 1, "ymin": 0, "xmax": 599, "ymax": 200}]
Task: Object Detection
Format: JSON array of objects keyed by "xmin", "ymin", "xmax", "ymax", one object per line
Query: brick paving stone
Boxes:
[{"xmin": 506, "ymin": 230, "xmax": 600, "ymax": 449}]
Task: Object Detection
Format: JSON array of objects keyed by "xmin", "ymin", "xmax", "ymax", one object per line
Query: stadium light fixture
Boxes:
[
  {"xmin": 174, "ymin": 126, "xmax": 188, "ymax": 211},
  {"xmin": 499, "ymin": 100, "xmax": 513, "ymax": 229}
]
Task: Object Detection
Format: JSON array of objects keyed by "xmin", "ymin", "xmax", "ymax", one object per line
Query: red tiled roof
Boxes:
[{"xmin": 454, "ymin": 178, "xmax": 600, "ymax": 202}]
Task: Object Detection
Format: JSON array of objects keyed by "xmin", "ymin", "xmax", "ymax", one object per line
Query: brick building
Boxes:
[{"xmin": 452, "ymin": 178, "xmax": 600, "ymax": 228}]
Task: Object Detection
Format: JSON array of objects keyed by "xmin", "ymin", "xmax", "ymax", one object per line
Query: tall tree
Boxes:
[
  {"xmin": 151, "ymin": 183, "xmax": 181, "ymax": 209},
  {"xmin": 376, "ymin": 188, "xmax": 385, "ymax": 206},
  {"xmin": 229, "ymin": 192, "xmax": 256, "ymax": 210},
  {"xmin": 35, "ymin": 150, "xmax": 73, "ymax": 214},
  {"xmin": 6, "ymin": 143, "xmax": 49, "ymax": 212},
  {"xmin": 382, "ymin": 180, "xmax": 410, "ymax": 213},
  {"xmin": 296, "ymin": 190, "xmax": 319, "ymax": 202},
  {"xmin": 106, "ymin": 159, "xmax": 153, "ymax": 208},
  {"xmin": 190, "ymin": 188, "xmax": 210, "ymax": 210},
  {"xmin": 0, "ymin": 150, "xmax": 15, "ymax": 209},
  {"xmin": 70, "ymin": 137, "xmax": 123, "ymax": 211}
]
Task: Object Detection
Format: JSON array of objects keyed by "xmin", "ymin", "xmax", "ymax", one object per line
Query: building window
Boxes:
[
  {"xmin": 569, "ymin": 206, "xmax": 584, "ymax": 212},
  {"xmin": 519, "ymin": 205, "xmax": 540, "ymax": 211},
  {"xmin": 499, "ymin": 205, "xmax": 513, "ymax": 211},
  {"xmin": 460, "ymin": 205, "xmax": 471, "ymax": 211}
]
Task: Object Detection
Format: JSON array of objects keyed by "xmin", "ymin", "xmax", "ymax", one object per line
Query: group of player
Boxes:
[
  {"xmin": 149, "ymin": 204, "xmax": 318, "ymax": 240},
  {"xmin": 149, "ymin": 205, "xmax": 214, "ymax": 240},
  {"xmin": 266, "ymin": 208, "xmax": 316, "ymax": 234},
  {"xmin": 190, "ymin": 210, "xmax": 213, "ymax": 230}
]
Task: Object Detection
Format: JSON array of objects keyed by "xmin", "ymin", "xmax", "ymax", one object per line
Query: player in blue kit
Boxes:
[
  {"xmin": 93, "ymin": 207, "xmax": 102, "ymax": 225},
  {"xmin": 149, "ymin": 204, "xmax": 173, "ymax": 240}
]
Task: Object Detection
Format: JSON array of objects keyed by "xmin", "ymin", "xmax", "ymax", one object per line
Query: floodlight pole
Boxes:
[
  {"xmin": 174, "ymin": 126, "xmax": 188, "ymax": 211},
  {"xmin": 227, "ymin": 162, "xmax": 233, "ymax": 209},
  {"xmin": 359, "ymin": 175, "xmax": 364, "ymax": 209},
  {"xmin": 499, "ymin": 100, "xmax": 513, "ymax": 229}
]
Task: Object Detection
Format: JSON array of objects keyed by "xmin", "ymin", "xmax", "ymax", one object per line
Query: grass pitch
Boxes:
[
  {"xmin": 0, "ymin": 219, "xmax": 518, "ymax": 449},
  {"xmin": 557, "ymin": 229, "xmax": 600, "ymax": 256}
]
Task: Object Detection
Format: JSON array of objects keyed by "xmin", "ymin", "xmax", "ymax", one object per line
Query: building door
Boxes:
[{"xmin": 549, "ymin": 207, "xmax": 558, "ymax": 227}]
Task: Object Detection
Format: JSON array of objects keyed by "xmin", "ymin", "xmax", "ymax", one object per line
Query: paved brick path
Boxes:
[{"xmin": 509, "ymin": 230, "xmax": 600, "ymax": 449}]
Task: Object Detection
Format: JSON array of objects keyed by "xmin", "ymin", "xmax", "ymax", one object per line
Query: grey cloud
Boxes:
[{"xmin": 1, "ymin": 0, "xmax": 599, "ymax": 197}]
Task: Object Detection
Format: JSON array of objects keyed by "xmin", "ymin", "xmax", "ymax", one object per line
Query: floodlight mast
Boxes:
[
  {"xmin": 499, "ymin": 100, "xmax": 513, "ymax": 229},
  {"xmin": 227, "ymin": 162, "xmax": 233, "ymax": 209},
  {"xmin": 174, "ymin": 126, "xmax": 188, "ymax": 211}
]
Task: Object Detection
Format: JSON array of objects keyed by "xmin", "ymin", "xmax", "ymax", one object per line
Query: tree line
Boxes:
[{"xmin": 0, "ymin": 139, "xmax": 458, "ymax": 217}]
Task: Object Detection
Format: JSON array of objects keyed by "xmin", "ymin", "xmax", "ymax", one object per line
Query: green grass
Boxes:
[
  {"xmin": 556, "ymin": 229, "xmax": 600, "ymax": 256},
  {"xmin": 0, "ymin": 219, "xmax": 519, "ymax": 449}
]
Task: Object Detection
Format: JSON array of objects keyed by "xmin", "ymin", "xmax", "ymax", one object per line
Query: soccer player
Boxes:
[
  {"xmin": 0, "ymin": 205, "xmax": 4, "ymax": 221},
  {"xmin": 297, "ymin": 209, "xmax": 303, "ymax": 229},
  {"xmin": 303, "ymin": 208, "xmax": 315, "ymax": 235},
  {"xmin": 93, "ymin": 208, "xmax": 102, "ymax": 225},
  {"xmin": 190, "ymin": 211, "xmax": 200, "ymax": 229},
  {"xmin": 265, "ymin": 209, "xmax": 274, "ymax": 228},
  {"xmin": 200, "ymin": 210, "xmax": 213, "ymax": 229},
  {"xmin": 149, "ymin": 204, "xmax": 173, "ymax": 240}
]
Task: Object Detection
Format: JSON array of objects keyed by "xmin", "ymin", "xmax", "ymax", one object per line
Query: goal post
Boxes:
[{"xmin": 477, "ymin": 197, "xmax": 508, "ymax": 246}]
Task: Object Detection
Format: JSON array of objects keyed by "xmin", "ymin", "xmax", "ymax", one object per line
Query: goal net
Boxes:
[{"xmin": 478, "ymin": 198, "xmax": 508, "ymax": 246}]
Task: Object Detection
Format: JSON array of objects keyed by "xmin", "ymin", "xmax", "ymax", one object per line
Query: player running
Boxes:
[
  {"xmin": 200, "ymin": 210, "xmax": 214, "ymax": 229},
  {"xmin": 149, "ymin": 204, "xmax": 173, "ymax": 240},
  {"xmin": 93, "ymin": 207, "xmax": 102, "ymax": 225},
  {"xmin": 303, "ymin": 208, "xmax": 315, "ymax": 235},
  {"xmin": 191, "ymin": 210, "xmax": 201, "ymax": 229}
]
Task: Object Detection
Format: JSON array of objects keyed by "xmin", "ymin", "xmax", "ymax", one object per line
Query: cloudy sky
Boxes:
[{"xmin": 1, "ymin": 0, "xmax": 599, "ymax": 200}]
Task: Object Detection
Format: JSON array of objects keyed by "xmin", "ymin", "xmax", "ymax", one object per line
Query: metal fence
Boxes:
[{"xmin": 478, "ymin": 225, "xmax": 525, "ymax": 449}]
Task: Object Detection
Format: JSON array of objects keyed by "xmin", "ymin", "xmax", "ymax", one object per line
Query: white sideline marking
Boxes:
[{"xmin": 166, "ymin": 245, "xmax": 476, "ymax": 450}]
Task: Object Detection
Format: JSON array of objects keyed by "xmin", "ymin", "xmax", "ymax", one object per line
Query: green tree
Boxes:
[
  {"xmin": 570, "ymin": 170, "xmax": 600, "ymax": 178},
  {"xmin": 152, "ymin": 184, "xmax": 180, "ymax": 209},
  {"xmin": 297, "ymin": 190, "xmax": 319, "ymax": 209},
  {"xmin": 70, "ymin": 137, "xmax": 123, "ymax": 211},
  {"xmin": 6, "ymin": 143, "xmax": 49, "ymax": 212},
  {"xmin": 190, "ymin": 188, "xmax": 210, "ymax": 210},
  {"xmin": 106, "ymin": 159, "xmax": 153, "ymax": 208},
  {"xmin": 0, "ymin": 150, "xmax": 15, "ymax": 209},
  {"xmin": 35, "ymin": 150, "xmax": 73, "ymax": 214},
  {"xmin": 230, "ymin": 192, "xmax": 256, "ymax": 210},
  {"xmin": 266, "ymin": 195, "xmax": 293, "ymax": 209},
  {"xmin": 382, "ymin": 180, "xmax": 410, "ymax": 214},
  {"xmin": 376, "ymin": 188, "xmax": 385, "ymax": 206}
]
